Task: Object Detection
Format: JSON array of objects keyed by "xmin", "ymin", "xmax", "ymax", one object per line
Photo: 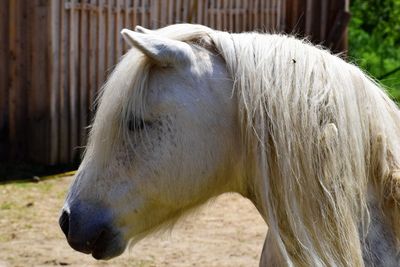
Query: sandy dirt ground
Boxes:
[{"xmin": 0, "ymin": 175, "xmax": 267, "ymax": 267}]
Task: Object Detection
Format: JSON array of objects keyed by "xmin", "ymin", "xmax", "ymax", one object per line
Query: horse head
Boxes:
[{"xmin": 59, "ymin": 24, "xmax": 244, "ymax": 260}]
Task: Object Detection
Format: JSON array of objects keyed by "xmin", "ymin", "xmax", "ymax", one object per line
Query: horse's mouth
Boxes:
[{"xmin": 89, "ymin": 230, "xmax": 126, "ymax": 260}]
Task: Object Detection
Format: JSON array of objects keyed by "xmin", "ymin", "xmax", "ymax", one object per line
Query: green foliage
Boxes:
[{"xmin": 349, "ymin": 0, "xmax": 400, "ymax": 102}]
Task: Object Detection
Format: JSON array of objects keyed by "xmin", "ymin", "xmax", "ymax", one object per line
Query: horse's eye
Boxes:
[{"xmin": 128, "ymin": 118, "xmax": 147, "ymax": 131}]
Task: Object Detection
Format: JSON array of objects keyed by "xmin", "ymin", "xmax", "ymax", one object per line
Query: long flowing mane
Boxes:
[
  {"xmin": 209, "ymin": 31, "xmax": 400, "ymax": 265},
  {"xmin": 91, "ymin": 24, "xmax": 400, "ymax": 266}
]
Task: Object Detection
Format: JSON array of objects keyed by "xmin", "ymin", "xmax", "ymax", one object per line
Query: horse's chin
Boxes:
[{"xmin": 90, "ymin": 232, "xmax": 127, "ymax": 260}]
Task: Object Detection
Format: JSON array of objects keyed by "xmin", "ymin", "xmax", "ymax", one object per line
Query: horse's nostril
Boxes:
[{"xmin": 59, "ymin": 210, "xmax": 70, "ymax": 237}]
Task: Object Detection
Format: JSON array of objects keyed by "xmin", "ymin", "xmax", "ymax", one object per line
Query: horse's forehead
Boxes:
[
  {"xmin": 118, "ymin": 41, "xmax": 225, "ymax": 117},
  {"xmin": 148, "ymin": 46, "xmax": 215, "ymax": 84},
  {"xmin": 145, "ymin": 68, "xmax": 198, "ymax": 109}
]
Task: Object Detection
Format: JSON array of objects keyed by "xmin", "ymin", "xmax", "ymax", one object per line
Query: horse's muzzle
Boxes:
[{"xmin": 59, "ymin": 201, "xmax": 125, "ymax": 259}]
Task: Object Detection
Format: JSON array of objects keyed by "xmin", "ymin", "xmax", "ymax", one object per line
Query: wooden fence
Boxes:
[{"xmin": 0, "ymin": 0, "xmax": 350, "ymax": 165}]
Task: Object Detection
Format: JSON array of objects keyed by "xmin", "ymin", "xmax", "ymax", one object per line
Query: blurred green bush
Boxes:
[{"xmin": 349, "ymin": 0, "xmax": 400, "ymax": 103}]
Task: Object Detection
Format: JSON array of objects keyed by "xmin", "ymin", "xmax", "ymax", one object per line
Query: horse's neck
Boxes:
[
  {"xmin": 259, "ymin": 188, "xmax": 400, "ymax": 267},
  {"xmin": 362, "ymin": 188, "xmax": 399, "ymax": 267}
]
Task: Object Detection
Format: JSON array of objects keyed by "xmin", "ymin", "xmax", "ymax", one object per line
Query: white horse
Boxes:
[{"xmin": 59, "ymin": 24, "xmax": 400, "ymax": 266}]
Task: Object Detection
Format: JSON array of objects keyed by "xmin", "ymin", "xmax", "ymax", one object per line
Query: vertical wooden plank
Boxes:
[
  {"xmin": 187, "ymin": 0, "xmax": 193, "ymax": 22},
  {"xmin": 150, "ymin": 0, "xmax": 158, "ymax": 28},
  {"xmin": 202, "ymin": 0, "xmax": 208, "ymax": 26},
  {"xmin": 214, "ymin": 0, "xmax": 218, "ymax": 29},
  {"xmin": 326, "ymin": 0, "xmax": 350, "ymax": 53},
  {"xmin": 98, "ymin": 0, "xmax": 106, "ymax": 85},
  {"xmin": 25, "ymin": 0, "xmax": 32, "ymax": 159},
  {"xmin": 69, "ymin": 0, "xmax": 79, "ymax": 162},
  {"xmin": 9, "ymin": 0, "xmax": 30, "ymax": 161},
  {"xmin": 186, "ymin": 0, "xmax": 189, "ymax": 22},
  {"xmin": 8, "ymin": 0, "xmax": 20, "ymax": 160},
  {"xmin": 123, "ymin": 0, "xmax": 129, "ymax": 52},
  {"xmin": 128, "ymin": 0, "xmax": 132, "ymax": 28},
  {"xmin": 158, "ymin": 0, "xmax": 163, "ymax": 24},
  {"xmin": 251, "ymin": 0, "xmax": 255, "ymax": 31},
  {"xmin": 94, "ymin": 1, "xmax": 101, "ymax": 100},
  {"xmin": 340, "ymin": 0, "xmax": 350, "ymax": 53},
  {"xmin": 36, "ymin": 0, "xmax": 49, "ymax": 163},
  {"xmin": 182, "ymin": 0, "xmax": 188, "ymax": 22},
  {"xmin": 280, "ymin": 0, "xmax": 286, "ymax": 31},
  {"xmin": 242, "ymin": 0, "xmax": 247, "ymax": 31},
  {"xmin": 284, "ymin": 0, "xmax": 292, "ymax": 30},
  {"xmin": 260, "ymin": 0, "xmax": 264, "ymax": 30},
  {"xmin": 8, "ymin": 0, "xmax": 15, "ymax": 160},
  {"xmin": 228, "ymin": 0, "xmax": 233, "ymax": 31},
  {"xmin": 115, "ymin": 0, "xmax": 122, "ymax": 60},
  {"xmin": 133, "ymin": 0, "xmax": 136, "ymax": 27},
  {"xmin": 197, "ymin": 0, "xmax": 203, "ymax": 24},
  {"xmin": 216, "ymin": 0, "xmax": 221, "ymax": 30},
  {"xmin": 130, "ymin": 0, "xmax": 134, "ymax": 28},
  {"xmin": 234, "ymin": 0, "xmax": 240, "ymax": 32},
  {"xmin": 266, "ymin": 0, "xmax": 271, "ymax": 31},
  {"xmin": 135, "ymin": 0, "xmax": 144, "ymax": 26},
  {"xmin": 248, "ymin": 0, "xmax": 253, "ymax": 31},
  {"xmin": 26, "ymin": 0, "xmax": 36, "ymax": 162},
  {"xmin": 143, "ymin": 0, "xmax": 147, "ymax": 27},
  {"xmin": 327, "ymin": 0, "xmax": 338, "ymax": 32},
  {"xmin": 253, "ymin": 0, "xmax": 258, "ymax": 30},
  {"xmin": 147, "ymin": 0, "xmax": 151, "ymax": 26},
  {"xmin": 175, "ymin": 0, "xmax": 182, "ymax": 23},
  {"xmin": 145, "ymin": 0, "xmax": 155, "ymax": 26},
  {"xmin": 268, "ymin": 0, "xmax": 272, "ymax": 31},
  {"xmin": 79, "ymin": 0, "xmax": 89, "ymax": 149},
  {"xmin": 159, "ymin": 0, "xmax": 167, "ymax": 27},
  {"xmin": 48, "ymin": 0, "xmax": 61, "ymax": 164},
  {"xmin": 106, "ymin": 0, "xmax": 114, "ymax": 71},
  {"xmin": 320, "ymin": 0, "xmax": 328, "ymax": 40},
  {"xmin": 133, "ymin": 0, "xmax": 139, "ymax": 26},
  {"xmin": 272, "ymin": 0, "xmax": 283, "ymax": 31},
  {"xmin": 89, "ymin": 0, "xmax": 98, "ymax": 117},
  {"xmin": 223, "ymin": 0, "xmax": 228, "ymax": 30},
  {"xmin": 292, "ymin": 0, "xmax": 306, "ymax": 35},
  {"xmin": 209, "ymin": 0, "xmax": 215, "ymax": 28},
  {"xmin": 246, "ymin": 0, "xmax": 251, "ymax": 30},
  {"xmin": 141, "ymin": 0, "xmax": 147, "ymax": 26},
  {"xmin": 59, "ymin": 0, "xmax": 70, "ymax": 163},
  {"xmin": 310, "ymin": 0, "xmax": 321, "ymax": 41},
  {"xmin": 287, "ymin": 0, "xmax": 297, "ymax": 31},
  {"xmin": 0, "ymin": 0, "xmax": 10, "ymax": 161},
  {"xmin": 305, "ymin": 0, "xmax": 313, "ymax": 35},
  {"xmin": 168, "ymin": 0, "xmax": 174, "ymax": 24}
]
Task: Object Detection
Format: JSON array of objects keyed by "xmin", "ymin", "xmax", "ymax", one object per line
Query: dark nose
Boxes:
[
  {"xmin": 59, "ymin": 202, "xmax": 112, "ymax": 255},
  {"xmin": 59, "ymin": 210, "xmax": 70, "ymax": 237}
]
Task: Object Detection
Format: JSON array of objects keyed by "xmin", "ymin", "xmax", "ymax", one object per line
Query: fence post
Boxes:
[
  {"xmin": 0, "ymin": 0, "xmax": 10, "ymax": 161},
  {"xmin": 48, "ymin": 0, "xmax": 61, "ymax": 164}
]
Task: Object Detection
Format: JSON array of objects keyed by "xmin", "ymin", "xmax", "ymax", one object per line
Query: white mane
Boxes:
[
  {"xmin": 210, "ymin": 31, "xmax": 400, "ymax": 265},
  {"xmin": 88, "ymin": 24, "xmax": 400, "ymax": 266}
]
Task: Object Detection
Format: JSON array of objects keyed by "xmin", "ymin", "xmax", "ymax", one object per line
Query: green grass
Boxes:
[{"xmin": 0, "ymin": 202, "xmax": 14, "ymax": 210}]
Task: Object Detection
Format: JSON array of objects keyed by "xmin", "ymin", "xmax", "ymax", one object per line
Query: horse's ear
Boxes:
[
  {"xmin": 134, "ymin": 25, "xmax": 153, "ymax": 34},
  {"xmin": 121, "ymin": 29, "xmax": 194, "ymax": 66}
]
